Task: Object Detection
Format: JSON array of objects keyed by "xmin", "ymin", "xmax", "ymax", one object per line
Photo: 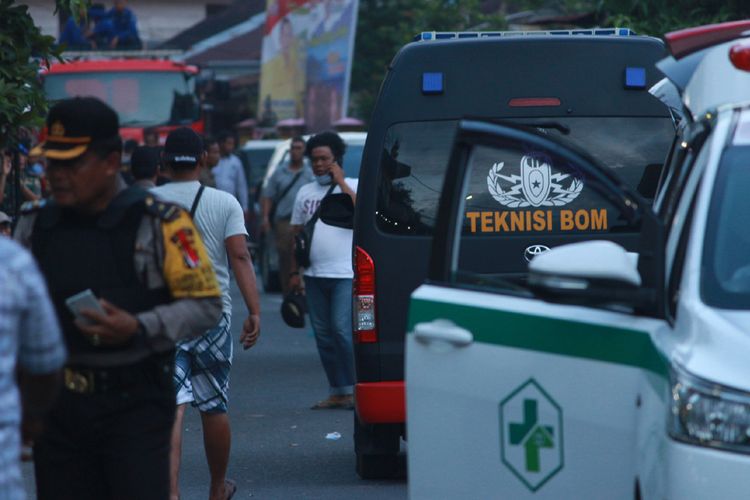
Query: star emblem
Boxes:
[{"xmin": 50, "ymin": 121, "xmax": 65, "ymax": 137}]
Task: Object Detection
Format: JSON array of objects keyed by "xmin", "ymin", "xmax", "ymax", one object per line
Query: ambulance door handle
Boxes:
[{"xmin": 414, "ymin": 320, "xmax": 474, "ymax": 348}]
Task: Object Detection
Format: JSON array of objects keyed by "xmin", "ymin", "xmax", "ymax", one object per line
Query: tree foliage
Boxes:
[
  {"xmin": 600, "ymin": 0, "xmax": 750, "ymax": 36},
  {"xmin": 351, "ymin": 0, "xmax": 505, "ymax": 123},
  {"xmin": 0, "ymin": 0, "xmax": 84, "ymax": 150},
  {"xmin": 506, "ymin": 0, "xmax": 750, "ymax": 36}
]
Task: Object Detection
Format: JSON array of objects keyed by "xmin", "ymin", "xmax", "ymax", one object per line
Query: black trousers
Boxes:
[{"xmin": 34, "ymin": 356, "xmax": 176, "ymax": 500}]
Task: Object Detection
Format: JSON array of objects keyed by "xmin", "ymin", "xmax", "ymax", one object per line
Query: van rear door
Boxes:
[{"xmin": 356, "ymin": 35, "xmax": 673, "ymax": 382}]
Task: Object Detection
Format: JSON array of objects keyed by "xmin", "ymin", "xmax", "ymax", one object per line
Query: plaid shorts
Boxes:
[{"xmin": 174, "ymin": 313, "xmax": 232, "ymax": 413}]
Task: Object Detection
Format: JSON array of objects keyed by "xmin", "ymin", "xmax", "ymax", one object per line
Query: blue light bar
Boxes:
[
  {"xmin": 422, "ymin": 72, "xmax": 444, "ymax": 95},
  {"xmin": 625, "ymin": 67, "xmax": 647, "ymax": 89},
  {"xmin": 414, "ymin": 28, "xmax": 637, "ymax": 42}
]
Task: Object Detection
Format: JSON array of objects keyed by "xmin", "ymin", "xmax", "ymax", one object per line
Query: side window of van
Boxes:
[{"xmin": 376, "ymin": 121, "xmax": 458, "ymax": 235}]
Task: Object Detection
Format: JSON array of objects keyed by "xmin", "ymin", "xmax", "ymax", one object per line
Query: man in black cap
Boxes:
[
  {"xmin": 14, "ymin": 97, "xmax": 223, "ymax": 500},
  {"xmin": 153, "ymin": 127, "xmax": 260, "ymax": 500},
  {"xmin": 130, "ymin": 145, "xmax": 160, "ymax": 189}
]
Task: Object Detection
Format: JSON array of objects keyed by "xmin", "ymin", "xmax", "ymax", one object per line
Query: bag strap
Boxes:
[
  {"xmin": 307, "ymin": 183, "xmax": 337, "ymax": 229},
  {"xmin": 276, "ymin": 171, "xmax": 304, "ymax": 204},
  {"xmin": 190, "ymin": 184, "xmax": 206, "ymax": 218}
]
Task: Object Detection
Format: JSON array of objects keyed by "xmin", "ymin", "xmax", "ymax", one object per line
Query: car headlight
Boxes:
[{"xmin": 669, "ymin": 366, "xmax": 750, "ymax": 454}]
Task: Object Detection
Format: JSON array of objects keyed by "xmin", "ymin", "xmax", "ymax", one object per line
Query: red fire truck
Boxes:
[{"xmin": 41, "ymin": 52, "xmax": 204, "ymax": 144}]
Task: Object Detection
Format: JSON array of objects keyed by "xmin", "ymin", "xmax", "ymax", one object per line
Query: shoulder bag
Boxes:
[
  {"xmin": 294, "ymin": 184, "xmax": 336, "ymax": 269},
  {"xmin": 190, "ymin": 184, "xmax": 206, "ymax": 219}
]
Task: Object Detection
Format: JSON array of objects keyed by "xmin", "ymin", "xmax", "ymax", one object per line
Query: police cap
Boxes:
[{"xmin": 41, "ymin": 97, "xmax": 120, "ymax": 160}]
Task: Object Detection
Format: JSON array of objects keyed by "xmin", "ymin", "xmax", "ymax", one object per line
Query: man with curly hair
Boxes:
[{"xmin": 289, "ymin": 131, "xmax": 357, "ymax": 409}]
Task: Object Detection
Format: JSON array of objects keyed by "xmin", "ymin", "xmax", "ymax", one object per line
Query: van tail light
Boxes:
[
  {"xmin": 729, "ymin": 43, "xmax": 750, "ymax": 72},
  {"xmin": 353, "ymin": 246, "xmax": 377, "ymax": 343}
]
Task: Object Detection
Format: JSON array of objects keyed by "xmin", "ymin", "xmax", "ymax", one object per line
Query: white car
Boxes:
[
  {"xmin": 259, "ymin": 132, "xmax": 366, "ymax": 291},
  {"xmin": 239, "ymin": 139, "xmax": 283, "ymax": 190},
  {"xmin": 405, "ymin": 21, "xmax": 750, "ymax": 499}
]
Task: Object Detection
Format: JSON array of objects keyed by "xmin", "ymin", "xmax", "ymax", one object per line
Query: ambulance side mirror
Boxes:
[{"xmin": 527, "ymin": 241, "xmax": 650, "ymax": 308}]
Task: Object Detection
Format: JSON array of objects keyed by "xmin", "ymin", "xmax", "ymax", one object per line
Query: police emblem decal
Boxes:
[
  {"xmin": 520, "ymin": 156, "xmax": 552, "ymax": 207},
  {"xmin": 50, "ymin": 121, "xmax": 66, "ymax": 137},
  {"xmin": 170, "ymin": 228, "xmax": 201, "ymax": 269},
  {"xmin": 487, "ymin": 155, "xmax": 584, "ymax": 208}
]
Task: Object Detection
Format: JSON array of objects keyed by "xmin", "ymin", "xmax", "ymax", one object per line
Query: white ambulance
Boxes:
[{"xmin": 406, "ymin": 21, "xmax": 750, "ymax": 499}]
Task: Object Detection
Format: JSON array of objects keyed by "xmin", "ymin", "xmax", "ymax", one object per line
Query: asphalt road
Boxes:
[{"xmin": 23, "ymin": 281, "xmax": 407, "ymax": 499}]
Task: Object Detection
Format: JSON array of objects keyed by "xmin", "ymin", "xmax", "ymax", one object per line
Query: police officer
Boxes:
[{"xmin": 14, "ymin": 97, "xmax": 223, "ymax": 500}]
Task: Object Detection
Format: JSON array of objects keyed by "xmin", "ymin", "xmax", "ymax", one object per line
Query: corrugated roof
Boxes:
[
  {"xmin": 186, "ymin": 28, "xmax": 263, "ymax": 65},
  {"xmin": 159, "ymin": 0, "xmax": 265, "ymax": 50}
]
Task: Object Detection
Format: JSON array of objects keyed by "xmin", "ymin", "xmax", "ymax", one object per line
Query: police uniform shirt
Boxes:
[{"xmin": 14, "ymin": 181, "xmax": 222, "ymax": 367}]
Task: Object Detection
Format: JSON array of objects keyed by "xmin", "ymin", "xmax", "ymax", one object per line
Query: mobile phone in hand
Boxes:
[{"xmin": 65, "ymin": 289, "xmax": 106, "ymax": 325}]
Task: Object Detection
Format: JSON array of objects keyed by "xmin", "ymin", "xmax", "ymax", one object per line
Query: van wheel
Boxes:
[
  {"xmin": 357, "ymin": 453, "xmax": 405, "ymax": 479},
  {"xmin": 260, "ymin": 242, "xmax": 281, "ymax": 292},
  {"xmin": 354, "ymin": 417, "xmax": 404, "ymax": 479}
]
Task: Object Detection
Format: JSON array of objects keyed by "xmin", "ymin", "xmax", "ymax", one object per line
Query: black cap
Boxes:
[
  {"xmin": 42, "ymin": 97, "xmax": 119, "ymax": 160},
  {"xmin": 163, "ymin": 127, "xmax": 203, "ymax": 165},
  {"xmin": 280, "ymin": 291, "xmax": 307, "ymax": 329}
]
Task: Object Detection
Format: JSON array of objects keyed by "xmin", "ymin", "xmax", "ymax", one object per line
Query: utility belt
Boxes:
[{"xmin": 63, "ymin": 351, "xmax": 173, "ymax": 395}]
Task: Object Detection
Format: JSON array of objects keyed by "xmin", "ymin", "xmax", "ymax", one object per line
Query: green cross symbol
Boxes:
[{"xmin": 509, "ymin": 399, "xmax": 555, "ymax": 472}]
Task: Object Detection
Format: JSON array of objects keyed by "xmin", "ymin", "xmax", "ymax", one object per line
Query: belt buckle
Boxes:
[{"xmin": 64, "ymin": 368, "xmax": 94, "ymax": 394}]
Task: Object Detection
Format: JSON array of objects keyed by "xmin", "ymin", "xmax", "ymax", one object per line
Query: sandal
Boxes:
[
  {"xmin": 311, "ymin": 395, "xmax": 354, "ymax": 410},
  {"xmin": 224, "ymin": 479, "xmax": 237, "ymax": 500}
]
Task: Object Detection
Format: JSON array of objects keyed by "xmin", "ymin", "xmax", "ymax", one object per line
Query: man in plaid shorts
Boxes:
[{"xmin": 152, "ymin": 128, "xmax": 261, "ymax": 500}]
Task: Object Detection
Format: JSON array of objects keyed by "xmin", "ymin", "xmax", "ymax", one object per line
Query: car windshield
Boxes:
[
  {"xmin": 242, "ymin": 148, "xmax": 277, "ymax": 186},
  {"xmin": 377, "ymin": 117, "xmax": 674, "ymax": 235},
  {"xmin": 701, "ymin": 145, "xmax": 750, "ymax": 309},
  {"xmin": 44, "ymin": 71, "xmax": 198, "ymax": 127}
]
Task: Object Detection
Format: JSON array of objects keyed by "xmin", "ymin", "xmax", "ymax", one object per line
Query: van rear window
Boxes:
[{"xmin": 376, "ymin": 117, "xmax": 674, "ymax": 235}]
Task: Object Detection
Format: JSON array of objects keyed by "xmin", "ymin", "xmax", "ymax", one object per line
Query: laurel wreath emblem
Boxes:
[{"xmin": 486, "ymin": 161, "xmax": 584, "ymax": 208}]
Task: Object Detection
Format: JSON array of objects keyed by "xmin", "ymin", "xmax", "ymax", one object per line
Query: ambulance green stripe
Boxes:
[{"xmin": 408, "ymin": 297, "xmax": 668, "ymax": 377}]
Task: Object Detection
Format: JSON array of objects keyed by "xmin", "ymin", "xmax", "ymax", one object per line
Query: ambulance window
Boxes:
[
  {"xmin": 452, "ymin": 142, "xmax": 640, "ymax": 288},
  {"xmin": 701, "ymin": 146, "xmax": 750, "ymax": 309}
]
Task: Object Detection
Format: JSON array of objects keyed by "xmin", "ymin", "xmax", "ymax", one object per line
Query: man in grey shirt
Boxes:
[
  {"xmin": 213, "ymin": 132, "xmax": 249, "ymax": 215},
  {"xmin": 261, "ymin": 136, "xmax": 313, "ymax": 294}
]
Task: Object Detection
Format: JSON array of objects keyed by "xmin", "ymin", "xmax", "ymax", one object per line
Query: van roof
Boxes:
[
  {"xmin": 414, "ymin": 28, "xmax": 638, "ymax": 41},
  {"xmin": 379, "ymin": 35, "xmax": 669, "ymax": 123}
]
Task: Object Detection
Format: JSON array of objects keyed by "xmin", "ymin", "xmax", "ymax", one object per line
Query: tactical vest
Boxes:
[{"xmin": 31, "ymin": 188, "xmax": 171, "ymax": 358}]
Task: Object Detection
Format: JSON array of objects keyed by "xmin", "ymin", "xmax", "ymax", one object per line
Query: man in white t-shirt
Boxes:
[
  {"xmin": 290, "ymin": 131, "xmax": 357, "ymax": 410},
  {"xmin": 152, "ymin": 128, "xmax": 261, "ymax": 500}
]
